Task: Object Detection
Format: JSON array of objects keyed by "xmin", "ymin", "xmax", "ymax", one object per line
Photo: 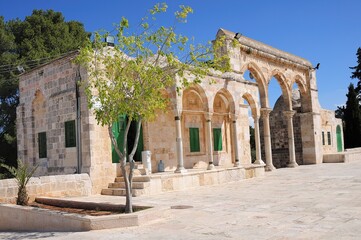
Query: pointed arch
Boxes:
[
  {"xmin": 240, "ymin": 61, "xmax": 268, "ymax": 108},
  {"xmin": 182, "ymin": 84, "xmax": 209, "ymax": 112},
  {"xmin": 242, "ymin": 92, "xmax": 258, "ymax": 118},
  {"xmin": 213, "ymin": 88, "xmax": 235, "ymax": 114},
  {"xmin": 270, "ymin": 69, "xmax": 292, "ymax": 111}
]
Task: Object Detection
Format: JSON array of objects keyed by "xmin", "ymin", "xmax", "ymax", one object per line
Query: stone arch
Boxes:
[
  {"xmin": 32, "ymin": 90, "xmax": 46, "ymax": 130},
  {"xmin": 293, "ymin": 74, "xmax": 310, "ymax": 112},
  {"xmin": 213, "ymin": 88, "xmax": 235, "ymax": 114},
  {"xmin": 270, "ymin": 69, "xmax": 292, "ymax": 111},
  {"xmin": 240, "ymin": 61, "xmax": 268, "ymax": 108},
  {"xmin": 242, "ymin": 92, "xmax": 258, "ymax": 118},
  {"xmin": 182, "ymin": 84, "xmax": 209, "ymax": 112},
  {"xmin": 182, "ymin": 84, "xmax": 208, "ymax": 168}
]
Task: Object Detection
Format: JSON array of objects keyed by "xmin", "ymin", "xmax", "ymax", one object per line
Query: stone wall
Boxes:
[
  {"xmin": 320, "ymin": 109, "xmax": 343, "ymax": 153},
  {"xmin": 0, "ymin": 174, "xmax": 91, "ymax": 203}
]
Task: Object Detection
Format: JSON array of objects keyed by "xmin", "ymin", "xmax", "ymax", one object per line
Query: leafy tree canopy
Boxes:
[{"xmin": 76, "ymin": 3, "xmax": 229, "ymax": 213}]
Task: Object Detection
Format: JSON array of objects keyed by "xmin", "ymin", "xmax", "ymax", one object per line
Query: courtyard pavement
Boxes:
[{"xmin": 2, "ymin": 160, "xmax": 361, "ymax": 240}]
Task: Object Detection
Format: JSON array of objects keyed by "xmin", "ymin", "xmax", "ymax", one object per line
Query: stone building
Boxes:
[{"xmin": 16, "ymin": 29, "xmax": 343, "ymax": 194}]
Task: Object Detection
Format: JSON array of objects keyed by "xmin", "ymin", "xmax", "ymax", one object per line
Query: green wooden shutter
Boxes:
[
  {"xmin": 38, "ymin": 132, "xmax": 47, "ymax": 158},
  {"xmin": 213, "ymin": 128, "xmax": 222, "ymax": 151},
  {"xmin": 336, "ymin": 125, "xmax": 343, "ymax": 152},
  {"xmin": 189, "ymin": 128, "xmax": 200, "ymax": 152},
  {"xmin": 322, "ymin": 131, "xmax": 325, "ymax": 145},
  {"xmin": 65, "ymin": 120, "xmax": 76, "ymax": 148}
]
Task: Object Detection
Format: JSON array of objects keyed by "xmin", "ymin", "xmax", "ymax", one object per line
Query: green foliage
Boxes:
[
  {"xmin": 0, "ymin": 10, "xmax": 89, "ymax": 169},
  {"xmin": 343, "ymin": 83, "xmax": 361, "ymax": 148},
  {"xmin": 0, "ymin": 159, "xmax": 38, "ymax": 205},
  {"xmin": 350, "ymin": 47, "xmax": 361, "ymax": 93},
  {"xmin": 249, "ymin": 126, "xmax": 256, "ymax": 162},
  {"xmin": 75, "ymin": 3, "xmax": 229, "ymax": 213}
]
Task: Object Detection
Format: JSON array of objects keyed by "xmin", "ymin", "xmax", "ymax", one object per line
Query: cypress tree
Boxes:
[{"xmin": 344, "ymin": 83, "xmax": 361, "ymax": 148}]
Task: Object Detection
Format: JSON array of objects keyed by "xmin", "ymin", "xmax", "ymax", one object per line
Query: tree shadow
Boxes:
[{"xmin": 1, "ymin": 232, "xmax": 70, "ymax": 240}]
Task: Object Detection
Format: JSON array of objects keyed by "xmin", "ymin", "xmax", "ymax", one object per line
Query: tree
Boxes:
[
  {"xmin": 350, "ymin": 47, "xmax": 361, "ymax": 94},
  {"xmin": 343, "ymin": 83, "xmax": 361, "ymax": 148},
  {"xmin": 76, "ymin": 3, "xmax": 229, "ymax": 213},
  {"xmin": 0, "ymin": 10, "xmax": 89, "ymax": 170},
  {"xmin": 0, "ymin": 159, "xmax": 38, "ymax": 205}
]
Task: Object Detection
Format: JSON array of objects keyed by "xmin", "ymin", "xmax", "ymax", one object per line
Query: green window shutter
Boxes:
[
  {"xmin": 38, "ymin": 132, "xmax": 47, "ymax": 158},
  {"xmin": 213, "ymin": 128, "xmax": 222, "ymax": 151},
  {"xmin": 189, "ymin": 128, "xmax": 200, "ymax": 152},
  {"xmin": 65, "ymin": 120, "xmax": 76, "ymax": 148},
  {"xmin": 322, "ymin": 131, "xmax": 325, "ymax": 145},
  {"xmin": 327, "ymin": 131, "xmax": 331, "ymax": 145},
  {"xmin": 336, "ymin": 125, "xmax": 343, "ymax": 152}
]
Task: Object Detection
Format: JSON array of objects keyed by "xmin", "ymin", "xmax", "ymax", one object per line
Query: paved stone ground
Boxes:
[{"xmin": 2, "ymin": 161, "xmax": 361, "ymax": 240}]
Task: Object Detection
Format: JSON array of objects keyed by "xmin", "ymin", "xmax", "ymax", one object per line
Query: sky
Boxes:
[{"xmin": 1, "ymin": 0, "xmax": 360, "ymax": 111}]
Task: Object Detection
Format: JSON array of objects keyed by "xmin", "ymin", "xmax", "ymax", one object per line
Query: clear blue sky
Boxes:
[{"xmin": 1, "ymin": 0, "xmax": 360, "ymax": 111}]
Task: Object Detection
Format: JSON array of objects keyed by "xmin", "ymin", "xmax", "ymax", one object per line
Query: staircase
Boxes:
[{"xmin": 101, "ymin": 170, "xmax": 151, "ymax": 197}]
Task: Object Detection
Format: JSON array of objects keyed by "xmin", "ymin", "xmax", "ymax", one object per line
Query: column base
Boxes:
[
  {"xmin": 207, "ymin": 162, "xmax": 215, "ymax": 170},
  {"xmin": 287, "ymin": 162, "xmax": 299, "ymax": 168},
  {"xmin": 253, "ymin": 159, "xmax": 265, "ymax": 165},
  {"xmin": 265, "ymin": 164, "xmax": 276, "ymax": 171},
  {"xmin": 174, "ymin": 166, "xmax": 187, "ymax": 173},
  {"xmin": 234, "ymin": 160, "xmax": 240, "ymax": 167}
]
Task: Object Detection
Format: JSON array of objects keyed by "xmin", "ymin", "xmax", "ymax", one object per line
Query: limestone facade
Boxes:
[
  {"xmin": 16, "ymin": 29, "xmax": 343, "ymax": 194},
  {"xmin": 16, "ymin": 52, "xmax": 116, "ymax": 194}
]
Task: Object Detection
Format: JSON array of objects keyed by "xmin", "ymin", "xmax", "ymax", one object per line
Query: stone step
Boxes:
[
  {"xmin": 101, "ymin": 188, "xmax": 147, "ymax": 197},
  {"xmin": 115, "ymin": 176, "xmax": 151, "ymax": 183},
  {"xmin": 108, "ymin": 181, "xmax": 150, "ymax": 189}
]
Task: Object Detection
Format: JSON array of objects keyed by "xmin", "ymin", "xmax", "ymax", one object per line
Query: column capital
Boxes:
[
  {"xmin": 204, "ymin": 112, "xmax": 213, "ymax": 121},
  {"xmin": 173, "ymin": 108, "xmax": 182, "ymax": 118},
  {"xmin": 283, "ymin": 110, "xmax": 296, "ymax": 119},
  {"xmin": 260, "ymin": 108, "xmax": 272, "ymax": 118},
  {"xmin": 230, "ymin": 113, "xmax": 238, "ymax": 122}
]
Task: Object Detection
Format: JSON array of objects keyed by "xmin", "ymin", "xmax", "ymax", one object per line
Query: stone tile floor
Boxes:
[{"xmin": 2, "ymin": 161, "xmax": 361, "ymax": 239}]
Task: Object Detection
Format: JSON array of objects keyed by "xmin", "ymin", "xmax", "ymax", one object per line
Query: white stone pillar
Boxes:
[
  {"xmin": 284, "ymin": 110, "xmax": 298, "ymax": 168},
  {"xmin": 231, "ymin": 115, "xmax": 240, "ymax": 167},
  {"xmin": 174, "ymin": 110, "xmax": 187, "ymax": 173},
  {"xmin": 205, "ymin": 113, "xmax": 215, "ymax": 170},
  {"xmin": 261, "ymin": 108, "xmax": 275, "ymax": 171},
  {"xmin": 253, "ymin": 115, "xmax": 265, "ymax": 165}
]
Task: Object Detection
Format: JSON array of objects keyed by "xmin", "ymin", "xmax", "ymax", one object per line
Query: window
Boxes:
[
  {"xmin": 327, "ymin": 131, "xmax": 331, "ymax": 145},
  {"xmin": 213, "ymin": 128, "xmax": 223, "ymax": 151},
  {"xmin": 189, "ymin": 128, "xmax": 200, "ymax": 152},
  {"xmin": 38, "ymin": 132, "xmax": 47, "ymax": 158},
  {"xmin": 65, "ymin": 120, "xmax": 76, "ymax": 148},
  {"xmin": 322, "ymin": 131, "xmax": 325, "ymax": 145}
]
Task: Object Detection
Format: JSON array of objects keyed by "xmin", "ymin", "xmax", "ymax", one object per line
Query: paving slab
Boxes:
[{"xmin": 1, "ymin": 161, "xmax": 361, "ymax": 239}]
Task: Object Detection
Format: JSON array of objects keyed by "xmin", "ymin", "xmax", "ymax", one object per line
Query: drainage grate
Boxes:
[{"xmin": 170, "ymin": 205, "xmax": 194, "ymax": 209}]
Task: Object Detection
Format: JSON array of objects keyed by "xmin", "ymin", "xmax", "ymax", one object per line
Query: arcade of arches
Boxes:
[
  {"xmin": 146, "ymin": 29, "xmax": 343, "ymax": 172},
  {"xmin": 16, "ymin": 29, "xmax": 344, "ymax": 196}
]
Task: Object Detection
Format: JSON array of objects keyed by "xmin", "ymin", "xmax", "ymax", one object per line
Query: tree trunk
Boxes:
[
  {"xmin": 17, "ymin": 186, "xmax": 28, "ymax": 206},
  {"xmin": 108, "ymin": 123, "xmax": 133, "ymax": 213}
]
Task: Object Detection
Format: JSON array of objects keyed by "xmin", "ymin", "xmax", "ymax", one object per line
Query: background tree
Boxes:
[
  {"xmin": 343, "ymin": 83, "xmax": 361, "ymax": 148},
  {"xmin": 0, "ymin": 10, "xmax": 89, "ymax": 173},
  {"xmin": 350, "ymin": 47, "xmax": 361, "ymax": 94},
  {"xmin": 76, "ymin": 3, "xmax": 229, "ymax": 213}
]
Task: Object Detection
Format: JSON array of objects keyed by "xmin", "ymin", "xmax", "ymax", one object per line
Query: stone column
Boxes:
[
  {"xmin": 284, "ymin": 110, "xmax": 298, "ymax": 168},
  {"xmin": 231, "ymin": 115, "xmax": 240, "ymax": 167},
  {"xmin": 174, "ymin": 110, "xmax": 187, "ymax": 173},
  {"xmin": 205, "ymin": 113, "xmax": 215, "ymax": 170},
  {"xmin": 252, "ymin": 114, "xmax": 265, "ymax": 165},
  {"xmin": 260, "ymin": 108, "xmax": 275, "ymax": 171}
]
